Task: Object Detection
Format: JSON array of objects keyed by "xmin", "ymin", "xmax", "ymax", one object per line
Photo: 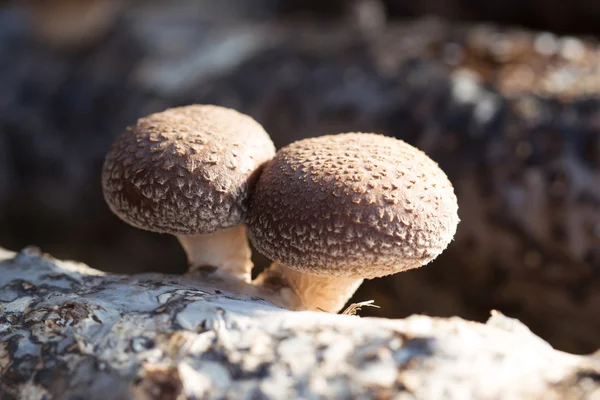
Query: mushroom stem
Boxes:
[
  {"xmin": 177, "ymin": 225, "xmax": 253, "ymax": 282},
  {"xmin": 254, "ymin": 262, "xmax": 364, "ymax": 313}
]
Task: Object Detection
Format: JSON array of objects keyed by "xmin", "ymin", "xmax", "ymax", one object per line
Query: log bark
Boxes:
[{"xmin": 0, "ymin": 247, "xmax": 598, "ymax": 399}]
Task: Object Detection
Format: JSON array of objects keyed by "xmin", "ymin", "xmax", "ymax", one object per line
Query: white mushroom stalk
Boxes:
[
  {"xmin": 248, "ymin": 133, "xmax": 460, "ymax": 313},
  {"xmin": 254, "ymin": 261, "xmax": 364, "ymax": 312},
  {"xmin": 102, "ymin": 105, "xmax": 275, "ymax": 282},
  {"xmin": 177, "ymin": 225, "xmax": 253, "ymax": 281}
]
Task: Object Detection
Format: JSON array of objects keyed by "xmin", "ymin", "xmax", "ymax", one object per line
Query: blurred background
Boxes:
[{"xmin": 1, "ymin": 0, "xmax": 600, "ymax": 354}]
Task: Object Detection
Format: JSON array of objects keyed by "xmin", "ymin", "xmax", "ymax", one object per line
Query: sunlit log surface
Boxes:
[{"xmin": 0, "ymin": 247, "xmax": 598, "ymax": 399}]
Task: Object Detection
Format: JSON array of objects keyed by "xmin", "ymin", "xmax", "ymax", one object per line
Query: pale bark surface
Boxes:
[{"xmin": 0, "ymin": 247, "xmax": 599, "ymax": 399}]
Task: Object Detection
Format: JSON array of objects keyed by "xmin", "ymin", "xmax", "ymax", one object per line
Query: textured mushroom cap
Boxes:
[
  {"xmin": 248, "ymin": 133, "xmax": 459, "ymax": 279},
  {"xmin": 102, "ymin": 105, "xmax": 275, "ymax": 235}
]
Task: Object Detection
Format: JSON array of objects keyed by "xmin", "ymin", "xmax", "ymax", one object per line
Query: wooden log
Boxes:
[{"xmin": 0, "ymin": 247, "xmax": 598, "ymax": 399}]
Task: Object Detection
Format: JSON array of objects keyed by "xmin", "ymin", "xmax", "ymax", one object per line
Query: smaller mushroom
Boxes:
[
  {"xmin": 248, "ymin": 133, "xmax": 459, "ymax": 313},
  {"xmin": 102, "ymin": 105, "xmax": 275, "ymax": 282}
]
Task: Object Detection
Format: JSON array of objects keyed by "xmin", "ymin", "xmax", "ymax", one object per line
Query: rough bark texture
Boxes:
[
  {"xmin": 2, "ymin": 1, "xmax": 600, "ymax": 353},
  {"xmin": 0, "ymin": 247, "xmax": 599, "ymax": 400}
]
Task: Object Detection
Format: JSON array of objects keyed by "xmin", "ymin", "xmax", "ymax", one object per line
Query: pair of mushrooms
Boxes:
[{"xmin": 102, "ymin": 105, "xmax": 459, "ymax": 313}]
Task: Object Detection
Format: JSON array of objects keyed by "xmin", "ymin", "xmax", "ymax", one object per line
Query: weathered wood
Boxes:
[{"xmin": 0, "ymin": 247, "xmax": 598, "ymax": 399}]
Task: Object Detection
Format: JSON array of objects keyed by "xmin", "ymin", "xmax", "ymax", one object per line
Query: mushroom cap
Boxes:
[
  {"xmin": 248, "ymin": 133, "xmax": 459, "ymax": 279},
  {"xmin": 102, "ymin": 105, "xmax": 275, "ymax": 235}
]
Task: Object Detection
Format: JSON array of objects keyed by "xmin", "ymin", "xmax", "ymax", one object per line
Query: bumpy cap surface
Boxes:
[
  {"xmin": 248, "ymin": 133, "xmax": 459, "ymax": 279},
  {"xmin": 102, "ymin": 105, "xmax": 275, "ymax": 235}
]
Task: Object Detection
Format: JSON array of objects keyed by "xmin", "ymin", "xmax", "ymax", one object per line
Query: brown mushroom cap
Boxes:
[
  {"xmin": 248, "ymin": 133, "xmax": 459, "ymax": 279},
  {"xmin": 102, "ymin": 105, "xmax": 275, "ymax": 235}
]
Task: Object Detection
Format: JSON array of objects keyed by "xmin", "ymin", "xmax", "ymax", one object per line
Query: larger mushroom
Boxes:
[
  {"xmin": 102, "ymin": 105, "xmax": 275, "ymax": 282},
  {"xmin": 248, "ymin": 133, "xmax": 459, "ymax": 313}
]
